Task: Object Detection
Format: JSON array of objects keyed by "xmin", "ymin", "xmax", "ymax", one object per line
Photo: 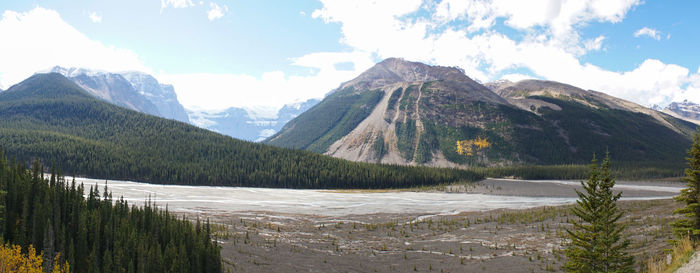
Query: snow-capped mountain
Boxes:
[
  {"xmin": 49, "ymin": 67, "xmax": 189, "ymax": 123},
  {"xmin": 120, "ymin": 72, "xmax": 190, "ymax": 123},
  {"xmin": 663, "ymin": 100, "xmax": 700, "ymax": 124},
  {"xmin": 188, "ymin": 98, "xmax": 319, "ymax": 141},
  {"xmin": 46, "ymin": 66, "xmax": 319, "ymax": 140}
]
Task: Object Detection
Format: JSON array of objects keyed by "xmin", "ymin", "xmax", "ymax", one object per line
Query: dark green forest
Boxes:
[
  {"xmin": 0, "ymin": 73, "xmax": 482, "ymax": 189},
  {"xmin": 269, "ymin": 76, "xmax": 695, "ymax": 176},
  {"xmin": 265, "ymin": 86, "xmax": 384, "ymax": 153},
  {"xmin": 0, "ymin": 153, "xmax": 221, "ymax": 272},
  {"xmin": 473, "ymin": 162, "xmax": 685, "ymax": 181}
]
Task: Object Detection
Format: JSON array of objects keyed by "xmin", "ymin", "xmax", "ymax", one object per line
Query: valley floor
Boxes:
[
  {"xmin": 212, "ymin": 198, "xmax": 678, "ymax": 272},
  {"xmin": 73, "ymin": 177, "xmax": 683, "ymax": 272}
]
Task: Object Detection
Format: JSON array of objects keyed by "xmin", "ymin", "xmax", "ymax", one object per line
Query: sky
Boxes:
[{"xmin": 0, "ymin": 0, "xmax": 699, "ymax": 112}]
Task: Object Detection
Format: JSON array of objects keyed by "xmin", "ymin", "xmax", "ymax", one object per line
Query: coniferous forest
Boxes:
[
  {"xmin": 0, "ymin": 152, "xmax": 222, "ymax": 272},
  {"xmin": 0, "ymin": 73, "xmax": 482, "ymax": 189}
]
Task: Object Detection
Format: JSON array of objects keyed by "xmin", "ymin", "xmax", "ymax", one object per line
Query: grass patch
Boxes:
[{"xmin": 646, "ymin": 236, "xmax": 696, "ymax": 273}]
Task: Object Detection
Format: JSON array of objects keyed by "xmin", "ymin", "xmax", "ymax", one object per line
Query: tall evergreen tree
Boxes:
[
  {"xmin": 672, "ymin": 130, "xmax": 700, "ymax": 240},
  {"xmin": 564, "ymin": 154, "xmax": 634, "ymax": 272},
  {"xmin": 0, "ymin": 154, "xmax": 222, "ymax": 272}
]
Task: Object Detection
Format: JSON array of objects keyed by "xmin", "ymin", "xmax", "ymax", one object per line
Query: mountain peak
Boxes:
[
  {"xmin": 41, "ymin": 67, "xmax": 190, "ymax": 123},
  {"xmin": 664, "ymin": 100, "xmax": 700, "ymax": 124},
  {"xmin": 47, "ymin": 66, "xmax": 107, "ymax": 78},
  {"xmin": 341, "ymin": 58, "xmax": 473, "ymax": 90},
  {"xmin": 0, "ymin": 73, "xmax": 93, "ymax": 101}
]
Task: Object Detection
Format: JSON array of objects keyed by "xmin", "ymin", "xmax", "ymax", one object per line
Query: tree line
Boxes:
[
  {"xmin": 0, "ymin": 151, "xmax": 222, "ymax": 272},
  {"xmin": 0, "ymin": 73, "xmax": 482, "ymax": 189}
]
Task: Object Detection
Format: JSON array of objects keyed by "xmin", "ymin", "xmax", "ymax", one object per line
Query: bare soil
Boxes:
[{"xmin": 200, "ymin": 198, "xmax": 680, "ymax": 273}]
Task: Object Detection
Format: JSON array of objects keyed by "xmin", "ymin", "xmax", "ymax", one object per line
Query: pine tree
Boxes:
[
  {"xmin": 564, "ymin": 154, "xmax": 634, "ymax": 272},
  {"xmin": 672, "ymin": 130, "xmax": 700, "ymax": 240}
]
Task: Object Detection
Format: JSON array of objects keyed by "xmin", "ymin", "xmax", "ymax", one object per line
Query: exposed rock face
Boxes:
[
  {"xmin": 50, "ymin": 67, "xmax": 161, "ymax": 116},
  {"xmin": 268, "ymin": 58, "xmax": 696, "ymax": 167},
  {"xmin": 121, "ymin": 72, "xmax": 190, "ymax": 123},
  {"xmin": 494, "ymin": 80, "xmax": 679, "ymax": 131},
  {"xmin": 340, "ymin": 58, "xmax": 506, "ymax": 104},
  {"xmin": 664, "ymin": 100, "xmax": 700, "ymax": 124},
  {"xmin": 49, "ymin": 67, "xmax": 190, "ymax": 123}
]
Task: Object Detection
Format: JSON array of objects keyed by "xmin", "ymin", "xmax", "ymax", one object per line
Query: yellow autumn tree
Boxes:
[
  {"xmin": 473, "ymin": 136, "xmax": 491, "ymax": 149},
  {"xmin": 0, "ymin": 244, "xmax": 69, "ymax": 273},
  {"xmin": 456, "ymin": 137, "xmax": 491, "ymax": 156},
  {"xmin": 456, "ymin": 140, "xmax": 474, "ymax": 156}
]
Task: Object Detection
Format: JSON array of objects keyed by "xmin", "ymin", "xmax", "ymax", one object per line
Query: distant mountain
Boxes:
[
  {"xmin": 663, "ymin": 100, "xmax": 700, "ymax": 124},
  {"xmin": 0, "ymin": 72, "xmax": 479, "ymax": 188},
  {"xmin": 49, "ymin": 66, "xmax": 161, "ymax": 116},
  {"xmin": 266, "ymin": 58, "xmax": 695, "ymax": 167},
  {"xmin": 49, "ymin": 66, "xmax": 189, "ymax": 123},
  {"xmin": 188, "ymin": 98, "xmax": 319, "ymax": 141},
  {"xmin": 121, "ymin": 72, "xmax": 190, "ymax": 123}
]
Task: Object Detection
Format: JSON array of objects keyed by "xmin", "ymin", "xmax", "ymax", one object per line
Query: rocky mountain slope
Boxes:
[
  {"xmin": 0, "ymin": 72, "xmax": 479, "ymax": 188},
  {"xmin": 189, "ymin": 99, "xmax": 319, "ymax": 142},
  {"xmin": 48, "ymin": 66, "xmax": 317, "ymax": 141},
  {"xmin": 120, "ymin": 71, "xmax": 190, "ymax": 123},
  {"xmin": 49, "ymin": 66, "xmax": 189, "ymax": 123},
  {"xmin": 663, "ymin": 100, "xmax": 700, "ymax": 124},
  {"xmin": 266, "ymin": 58, "xmax": 695, "ymax": 167}
]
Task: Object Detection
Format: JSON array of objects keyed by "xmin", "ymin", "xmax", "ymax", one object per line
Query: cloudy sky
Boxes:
[{"xmin": 0, "ymin": 0, "xmax": 699, "ymax": 111}]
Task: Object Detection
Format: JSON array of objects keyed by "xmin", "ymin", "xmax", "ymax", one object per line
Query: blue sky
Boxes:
[{"xmin": 0, "ymin": 0, "xmax": 699, "ymax": 111}]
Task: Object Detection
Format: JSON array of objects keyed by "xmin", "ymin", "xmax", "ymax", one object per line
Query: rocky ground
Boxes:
[
  {"xmin": 79, "ymin": 176, "xmax": 683, "ymax": 272},
  {"xmin": 676, "ymin": 252, "xmax": 700, "ymax": 273},
  {"xmin": 205, "ymin": 198, "xmax": 679, "ymax": 273}
]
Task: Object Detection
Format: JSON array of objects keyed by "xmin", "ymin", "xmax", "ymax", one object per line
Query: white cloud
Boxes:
[
  {"xmin": 159, "ymin": 51, "xmax": 375, "ymax": 110},
  {"xmin": 88, "ymin": 11, "xmax": 102, "ymax": 23},
  {"xmin": 161, "ymin": 0, "xmax": 194, "ymax": 9},
  {"xmin": 634, "ymin": 27, "xmax": 661, "ymax": 40},
  {"xmin": 584, "ymin": 35, "xmax": 605, "ymax": 51},
  {"xmin": 2, "ymin": 2, "xmax": 696, "ymax": 113},
  {"xmin": 0, "ymin": 6, "xmax": 372, "ymax": 111},
  {"xmin": 0, "ymin": 7, "xmax": 149, "ymax": 89},
  {"xmin": 310, "ymin": 0, "xmax": 697, "ymax": 107},
  {"xmin": 500, "ymin": 73, "xmax": 537, "ymax": 82},
  {"xmin": 207, "ymin": 2, "xmax": 228, "ymax": 21},
  {"xmin": 430, "ymin": 0, "xmax": 640, "ymax": 52}
]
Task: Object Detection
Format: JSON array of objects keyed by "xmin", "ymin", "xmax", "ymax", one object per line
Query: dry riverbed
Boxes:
[
  {"xmin": 73, "ymin": 177, "xmax": 684, "ymax": 272},
  {"xmin": 210, "ymin": 199, "xmax": 679, "ymax": 272}
]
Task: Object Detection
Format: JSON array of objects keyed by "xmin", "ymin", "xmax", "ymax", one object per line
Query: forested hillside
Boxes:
[
  {"xmin": 267, "ymin": 58, "xmax": 696, "ymax": 171},
  {"xmin": 0, "ymin": 73, "xmax": 481, "ymax": 189},
  {"xmin": 0, "ymin": 154, "xmax": 221, "ymax": 272},
  {"xmin": 266, "ymin": 87, "xmax": 384, "ymax": 153}
]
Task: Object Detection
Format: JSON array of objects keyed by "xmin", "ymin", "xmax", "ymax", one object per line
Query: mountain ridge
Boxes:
[
  {"xmin": 663, "ymin": 100, "xmax": 700, "ymax": 125},
  {"xmin": 189, "ymin": 98, "xmax": 319, "ymax": 142},
  {"xmin": 266, "ymin": 58, "xmax": 695, "ymax": 168},
  {"xmin": 49, "ymin": 66, "xmax": 190, "ymax": 123},
  {"xmin": 0, "ymin": 72, "xmax": 479, "ymax": 188}
]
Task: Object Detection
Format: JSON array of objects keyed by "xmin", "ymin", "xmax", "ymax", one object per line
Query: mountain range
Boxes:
[
  {"xmin": 0, "ymin": 72, "xmax": 478, "ymax": 188},
  {"xmin": 266, "ymin": 58, "xmax": 696, "ymax": 168},
  {"xmin": 188, "ymin": 99, "xmax": 319, "ymax": 142},
  {"xmin": 49, "ymin": 66, "xmax": 318, "ymax": 142},
  {"xmin": 662, "ymin": 100, "xmax": 700, "ymax": 125},
  {"xmin": 49, "ymin": 66, "xmax": 190, "ymax": 123}
]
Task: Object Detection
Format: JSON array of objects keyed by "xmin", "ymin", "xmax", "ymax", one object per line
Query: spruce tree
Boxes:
[
  {"xmin": 672, "ymin": 130, "xmax": 700, "ymax": 241},
  {"xmin": 565, "ymin": 154, "xmax": 634, "ymax": 272}
]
